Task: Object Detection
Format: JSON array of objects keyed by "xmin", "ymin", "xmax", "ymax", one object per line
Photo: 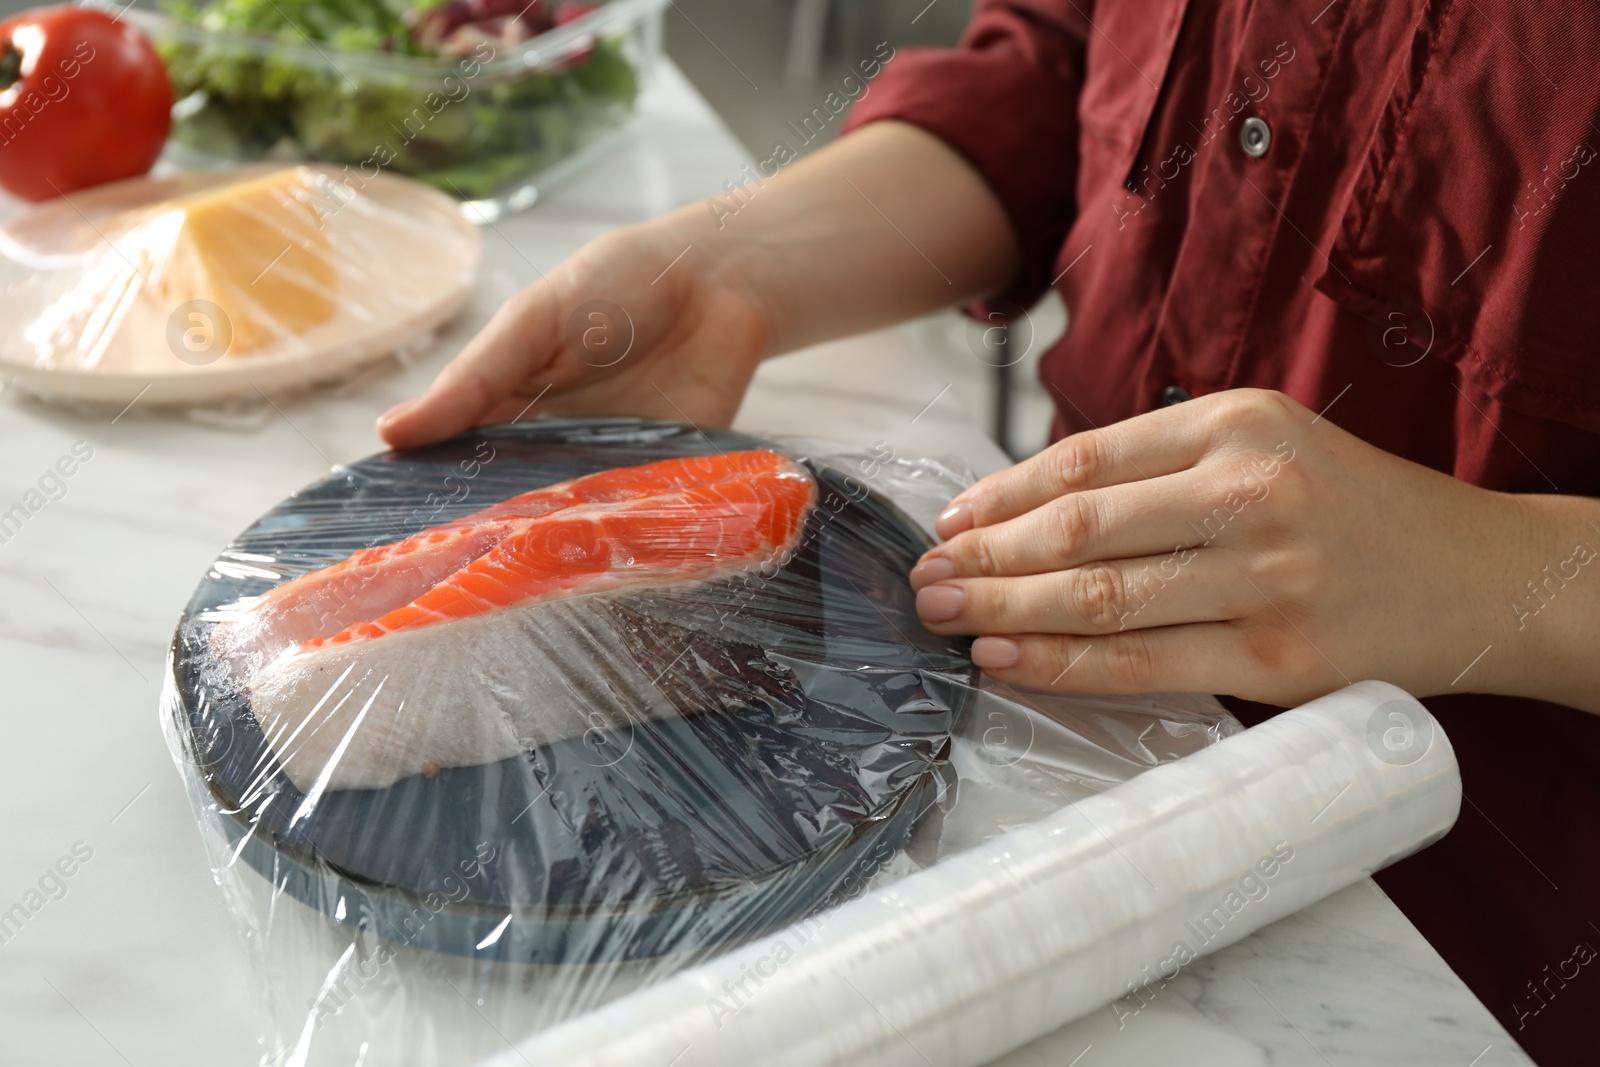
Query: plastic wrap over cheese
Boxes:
[
  {"xmin": 0, "ymin": 164, "xmax": 480, "ymax": 406},
  {"xmin": 161, "ymin": 418, "xmax": 1247, "ymax": 1065}
]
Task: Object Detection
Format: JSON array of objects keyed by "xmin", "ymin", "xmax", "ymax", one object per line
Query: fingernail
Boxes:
[
  {"xmin": 916, "ymin": 583, "xmax": 965, "ymax": 623},
  {"xmin": 935, "ymin": 501, "xmax": 974, "ymax": 540},
  {"xmin": 972, "ymin": 637, "xmax": 1021, "ymax": 670},
  {"xmin": 909, "ymin": 556, "xmax": 956, "ymax": 591},
  {"xmin": 377, "ymin": 398, "xmax": 416, "ymax": 429}
]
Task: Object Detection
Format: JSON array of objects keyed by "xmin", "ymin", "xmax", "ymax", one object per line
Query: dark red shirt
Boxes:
[{"xmin": 844, "ymin": 2, "xmax": 1600, "ymax": 1062}]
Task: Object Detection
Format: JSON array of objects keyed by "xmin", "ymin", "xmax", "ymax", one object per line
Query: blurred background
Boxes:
[{"xmin": 666, "ymin": 0, "xmax": 963, "ymax": 152}]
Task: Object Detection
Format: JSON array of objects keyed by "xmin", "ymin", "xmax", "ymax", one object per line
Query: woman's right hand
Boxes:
[{"xmin": 376, "ymin": 216, "xmax": 773, "ymax": 449}]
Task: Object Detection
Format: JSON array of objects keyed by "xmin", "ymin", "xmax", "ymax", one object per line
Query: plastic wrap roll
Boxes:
[{"xmin": 488, "ymin": 680, "xmax": 1459, "ymax": 1067}]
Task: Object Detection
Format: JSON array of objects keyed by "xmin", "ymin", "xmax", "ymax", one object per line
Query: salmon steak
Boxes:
[{"xmin": 216, "ymin": 449, "xmax": 816, "ymax": 794}]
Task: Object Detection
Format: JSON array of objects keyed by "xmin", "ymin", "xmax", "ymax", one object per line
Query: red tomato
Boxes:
[{"xmin": 0, "ymin": 6, "xmax": 172, "ymax": 202}]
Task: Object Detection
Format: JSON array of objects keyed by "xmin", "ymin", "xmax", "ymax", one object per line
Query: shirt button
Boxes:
[
  {"xmin": 1240, "ymin": 116, "xmax": 1271, "ymax": 158},
  {"xmin": 1159, "ymin": 385, "xmax": 1192, "ymax": 406}
]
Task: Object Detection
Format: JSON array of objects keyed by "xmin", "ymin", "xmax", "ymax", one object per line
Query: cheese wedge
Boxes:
[{"xmin": 144, "ymin": 167, "xmax": 339, "ymax": 356}]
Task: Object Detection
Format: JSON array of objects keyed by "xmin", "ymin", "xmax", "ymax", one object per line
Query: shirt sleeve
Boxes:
[{"xmin": 840, "ymin": 1, "xmax": 1088, "ymax": 310}]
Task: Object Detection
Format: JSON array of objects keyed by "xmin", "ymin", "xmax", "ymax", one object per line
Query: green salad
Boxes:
[{"xmin": 155, "ymin": 0, "xmax": 641, "ymax": 200}]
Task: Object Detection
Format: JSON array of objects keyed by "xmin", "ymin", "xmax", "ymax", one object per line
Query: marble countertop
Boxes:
[{"xmin": 0, "ymin": 60, "xmax": 1531, "ymax": 1067}]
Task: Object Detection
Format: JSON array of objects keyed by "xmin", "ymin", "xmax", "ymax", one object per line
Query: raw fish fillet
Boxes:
[{"xmin": 217, "ymin": 450, "xmax": 815, "ymax": 794}]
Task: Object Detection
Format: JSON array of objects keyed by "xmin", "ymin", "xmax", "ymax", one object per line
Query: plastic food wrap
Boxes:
[
  {"xmin": 117, "ymin": 0, "xmax": 661, "ymax": 213},
  {"xmin": 160, "ymin": 418, "xmax": 1243, "ymax": 1065},
  {"xmin": 505, "ymin": 680, "xmax": 1460, "ymax": 1067},
  {"xmin": 0, "ymin": 164, "xmax": 480, "ymax": 406}
]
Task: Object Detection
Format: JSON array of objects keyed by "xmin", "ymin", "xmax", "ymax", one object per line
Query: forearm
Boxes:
[
  {"xmin": 1479, "ymin": 492, "xmax": 1600, "ymax": 713},
  {"xmin": 649, "ymin": 120, "xmax": 1020, "ymax": 357}
]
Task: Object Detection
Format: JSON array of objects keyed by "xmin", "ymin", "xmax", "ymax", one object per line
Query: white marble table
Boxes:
[{"xmin": 0, "ymin": 61, "xmax": 1531, "ymax": 1066}]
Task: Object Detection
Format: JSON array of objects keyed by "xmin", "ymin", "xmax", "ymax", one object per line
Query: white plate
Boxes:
[{"xmin": 0, "ymin": 164, "xmax": 482, "ymax": 406}]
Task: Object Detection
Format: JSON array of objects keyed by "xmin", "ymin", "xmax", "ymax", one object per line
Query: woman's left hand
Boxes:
[{"xmin": 911, "ymin": 388, "xmax": 1553, "ymax": 706}]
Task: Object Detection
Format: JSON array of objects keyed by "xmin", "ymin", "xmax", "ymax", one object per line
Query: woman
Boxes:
[{"xmin": 379, "ymin": 2, "xmax": 1600, "ymax": 1060}]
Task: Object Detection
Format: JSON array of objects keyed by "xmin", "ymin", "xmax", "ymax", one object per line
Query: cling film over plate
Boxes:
[
  {"xmin": 159, "ymin": 418, "xmax": 1237, "ymax": 1065},
  {"xmin": 0, "ymin": 163, "xmax": 480, "ymax": 406}
]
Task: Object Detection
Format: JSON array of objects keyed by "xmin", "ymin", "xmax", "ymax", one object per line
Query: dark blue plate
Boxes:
[{"xmin": 169, "ymin": 418, "xmax": 973, "ymax": 964}]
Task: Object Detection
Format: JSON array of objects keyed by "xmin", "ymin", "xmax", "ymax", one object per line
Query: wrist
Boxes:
[
  {"xmin": 1468, "ymin": 491, "xmax": 1600, "ymax": 708},
  {"xmin": 635, "ymin": 206, "xmax": 786, "ymax": 360}
]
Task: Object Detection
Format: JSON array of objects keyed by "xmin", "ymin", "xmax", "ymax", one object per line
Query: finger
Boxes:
[
  {"xmin": 377, "ymin": 286, "xmax": 563, "ymax": 449},
  {"xmin": 914, "ymin": 470, "xmax": 1221, "ymax": 587},
  {"xmin": 966, "ymin": 623, "xmax": 1256, "ymax": 695},
  {"xmin": 935, "ymin": 401, "xmax": 1222, "ymax": 539},
  {"xmin": 915, "ymin": 547, "xmax": 1242, "ymax": 636}
]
